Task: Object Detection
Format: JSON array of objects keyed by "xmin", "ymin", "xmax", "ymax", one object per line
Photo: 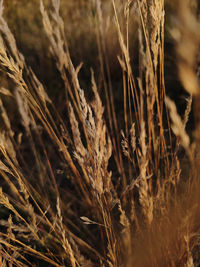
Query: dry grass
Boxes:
[{"xmin": 0, "ymin": 0, "xmax": 199, "ymax": 266}]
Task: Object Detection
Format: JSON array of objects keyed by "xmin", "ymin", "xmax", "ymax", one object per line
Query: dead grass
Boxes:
[{"xmin": 0, "ymin": 0, "xmax": 199, "ymax": 266}]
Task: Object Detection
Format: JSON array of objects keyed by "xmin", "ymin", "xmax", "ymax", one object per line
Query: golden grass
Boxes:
[{"xmin": 0, "ymin": 0, "xmax": 199, "ymax": 266}]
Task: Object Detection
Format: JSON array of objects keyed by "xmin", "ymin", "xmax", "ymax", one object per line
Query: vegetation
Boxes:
[{"xmin": 0, "ymin": 0, "xmax": 200, "ymax": 266}]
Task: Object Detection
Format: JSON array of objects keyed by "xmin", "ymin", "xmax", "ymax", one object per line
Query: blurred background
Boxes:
[{"xmin": 2, "ymin": 0, "xmax": 198, "ymax": 125}]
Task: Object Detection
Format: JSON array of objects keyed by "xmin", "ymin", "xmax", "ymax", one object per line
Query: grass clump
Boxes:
[{"xmin": 0, "ymin": 0, "xmax": 200, "ymax": 266}]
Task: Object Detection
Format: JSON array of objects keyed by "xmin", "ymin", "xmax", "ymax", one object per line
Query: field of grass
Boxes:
[{"xmin": 0, "ymin": 0, "xmax": 200, "ymax": 266}]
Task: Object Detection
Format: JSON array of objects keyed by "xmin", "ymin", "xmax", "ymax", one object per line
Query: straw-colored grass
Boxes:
[{"xmin": 0, "ymin": 0, "xmax": 200, "ymax": 266}]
